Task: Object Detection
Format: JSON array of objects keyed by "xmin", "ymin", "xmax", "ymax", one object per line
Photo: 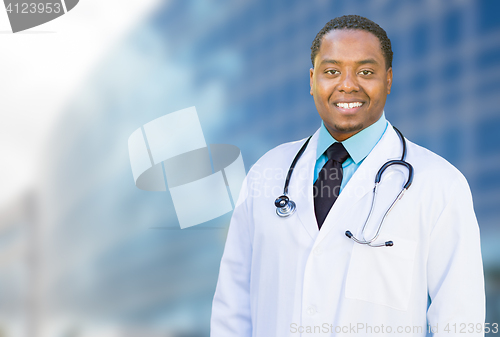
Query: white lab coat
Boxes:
[{"xmin": 211, "ymin": 123, "xmax": 485, "ymax": 337}]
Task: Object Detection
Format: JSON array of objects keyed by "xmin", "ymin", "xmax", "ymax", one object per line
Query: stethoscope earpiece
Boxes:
[{"xmin": 346, "ymin": 230, "xmax": 393, "ymax": 247}]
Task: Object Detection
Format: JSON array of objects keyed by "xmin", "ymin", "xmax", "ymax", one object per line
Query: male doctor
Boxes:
[{"xmin": 211, "ymin": 15, "xmax": 485, "ymax": 336}]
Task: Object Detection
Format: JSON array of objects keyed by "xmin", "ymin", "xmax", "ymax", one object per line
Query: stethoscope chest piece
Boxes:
[{"xmin": 275, "ymin": 195, "xmax": 296, "ymax": 217}]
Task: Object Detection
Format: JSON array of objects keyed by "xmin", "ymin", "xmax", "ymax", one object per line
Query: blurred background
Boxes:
[{"xmin": 0, "ymin": 0, "xmax": 499, "ymax": 336}]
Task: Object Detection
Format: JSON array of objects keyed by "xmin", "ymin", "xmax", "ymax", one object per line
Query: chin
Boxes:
[{"xmin": 332, "ymin": 122, "xmax": 364, "ymax": 134}]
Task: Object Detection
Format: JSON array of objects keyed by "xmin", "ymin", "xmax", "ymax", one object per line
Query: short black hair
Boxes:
[{"xmin": 311, "ymin": 15, "xmax": 393, "ymax": 70}]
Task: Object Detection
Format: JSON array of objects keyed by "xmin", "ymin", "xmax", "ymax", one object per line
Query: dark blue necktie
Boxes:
[{"xmin": 313, "ymin": 142, "xmax": 350, "ymax": 229}]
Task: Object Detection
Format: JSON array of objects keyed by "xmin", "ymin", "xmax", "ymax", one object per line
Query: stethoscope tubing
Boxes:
[{"xmin": 274, "ymin": 126, "xmax": 414, "ymax": 248}]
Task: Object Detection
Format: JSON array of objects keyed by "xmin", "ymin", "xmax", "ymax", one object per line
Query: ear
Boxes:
[
  {"xmin": 386, "ymin": 67, "xmax": 393, "ymax": 94},
  {"xmin": 309, "ymin": 68, "xmax": 314, "ymax": 96}
]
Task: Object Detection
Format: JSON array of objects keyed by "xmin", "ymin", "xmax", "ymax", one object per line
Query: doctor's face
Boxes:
[{"xmin": 310, "ymin": 29, "xmax": 393, "ymax": 141}]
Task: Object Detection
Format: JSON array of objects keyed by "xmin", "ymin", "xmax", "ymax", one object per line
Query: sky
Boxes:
[{"xmin": 0, "ymin": 0, "xmax": 162, "ymax": 208}]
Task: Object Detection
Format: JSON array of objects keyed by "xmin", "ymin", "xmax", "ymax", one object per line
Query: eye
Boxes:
[
  {"xmin": 325, "ymin": 69, "xmax": 340, "ymax": 75},
  {"xmin": 359, "ymin": 70, "xmax": 373, "ymax": 76}
]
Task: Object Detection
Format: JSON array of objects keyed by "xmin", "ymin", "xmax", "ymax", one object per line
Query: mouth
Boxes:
[
  {"xmin": 335, "ymin": 102, "xmax": 364, "ymax": 109},
  {"xmin": 334, "ymin": 101, "xmax": 365, "ymax": 113}
]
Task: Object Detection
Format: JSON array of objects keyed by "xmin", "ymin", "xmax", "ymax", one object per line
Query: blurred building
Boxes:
[
  {"xmin": 0, "ymin": 192, "xmax": 38, "ymax": 337},
  {"xmin": 0, "ymin": 0, "xmax": 499, "ymax": 336}
]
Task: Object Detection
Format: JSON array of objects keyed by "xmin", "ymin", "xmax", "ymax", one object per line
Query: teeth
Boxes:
[{"xmin": 336, "ymin": 102, "xmax": 363, "ymax": 109}]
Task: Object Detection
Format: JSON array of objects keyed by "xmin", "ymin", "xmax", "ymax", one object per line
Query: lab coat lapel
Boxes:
[
  {"xmin": 293, "ymin": 128, "xmax": 320, "ymax": 241},
  {"xmin": 315, "ymin": 123, "xmax": 402, "ymax": 244}
]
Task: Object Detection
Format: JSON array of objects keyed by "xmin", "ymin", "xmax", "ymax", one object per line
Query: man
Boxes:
[{"xmin": 211, "ymin": 15, "xmax": 485, "ymax": 336}]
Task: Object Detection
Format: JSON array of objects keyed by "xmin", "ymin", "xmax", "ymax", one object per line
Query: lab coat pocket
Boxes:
[{"xmin": 345, "ymin": 237, "xmax": 417, "ymax": 311}]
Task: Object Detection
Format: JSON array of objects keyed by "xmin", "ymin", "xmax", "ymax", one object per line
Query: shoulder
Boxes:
[
  {"xmin": 236, "ymin": 137, "xmax": 310, "ymax": 207},
  {"xmin": 405, "ymin": 138, "xmax": 470, "ymax": 192},
  {"xmin": 247, "ymin": 137, "xmax": 310, "ymax": 176}
]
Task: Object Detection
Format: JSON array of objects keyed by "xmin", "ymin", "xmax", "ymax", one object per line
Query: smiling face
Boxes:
[{"xmin": 310, "ymin": 29, "xmax": 393, "ymax": 141}]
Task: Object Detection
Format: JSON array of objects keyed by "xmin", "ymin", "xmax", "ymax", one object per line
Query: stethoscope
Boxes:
[{"xmin": 274, "ymin": 126, "xmax": 413, "ymax": 247}]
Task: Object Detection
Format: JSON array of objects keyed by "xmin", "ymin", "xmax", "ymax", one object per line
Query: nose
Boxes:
[{"xmin": 337, "ymin": 71, "xmax": 359, "ymax": 93}]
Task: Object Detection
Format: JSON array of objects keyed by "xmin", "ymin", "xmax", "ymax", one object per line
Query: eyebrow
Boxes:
[
  {"xmin": 319, "ymin": 58, "xmax": 379, "ymax": 66},
  {"xmin": 357, "ymin": 59, "xmax": 379, "ymax": 65}
]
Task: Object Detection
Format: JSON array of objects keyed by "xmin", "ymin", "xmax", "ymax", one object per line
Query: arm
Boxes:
[
  {"xmin": 427, "ymin": 178, "xmax": 485, "ymax": 336},
  {"xmin": 211, "ymin": 177, "xmax": 253, "ymax": 337}
]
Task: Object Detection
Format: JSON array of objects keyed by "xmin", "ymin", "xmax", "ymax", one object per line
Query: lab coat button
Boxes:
[
  {"xmin": 314, "ymin": 247, "xmax": 323, "ymax": 256},
  {"xmin": 306, "ymin": 305, "xmax": 316, "ymax": 315}
]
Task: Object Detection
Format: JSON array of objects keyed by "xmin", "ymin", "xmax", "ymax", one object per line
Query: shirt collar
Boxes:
[{"xmin": 316, "ymin": 112, "xmax": 388, "ymax": 164}]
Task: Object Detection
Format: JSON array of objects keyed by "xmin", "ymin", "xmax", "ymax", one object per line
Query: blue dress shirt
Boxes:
[{"xmin": 314, "ymin": 113, "xmax": 388, "ymax": 193}]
